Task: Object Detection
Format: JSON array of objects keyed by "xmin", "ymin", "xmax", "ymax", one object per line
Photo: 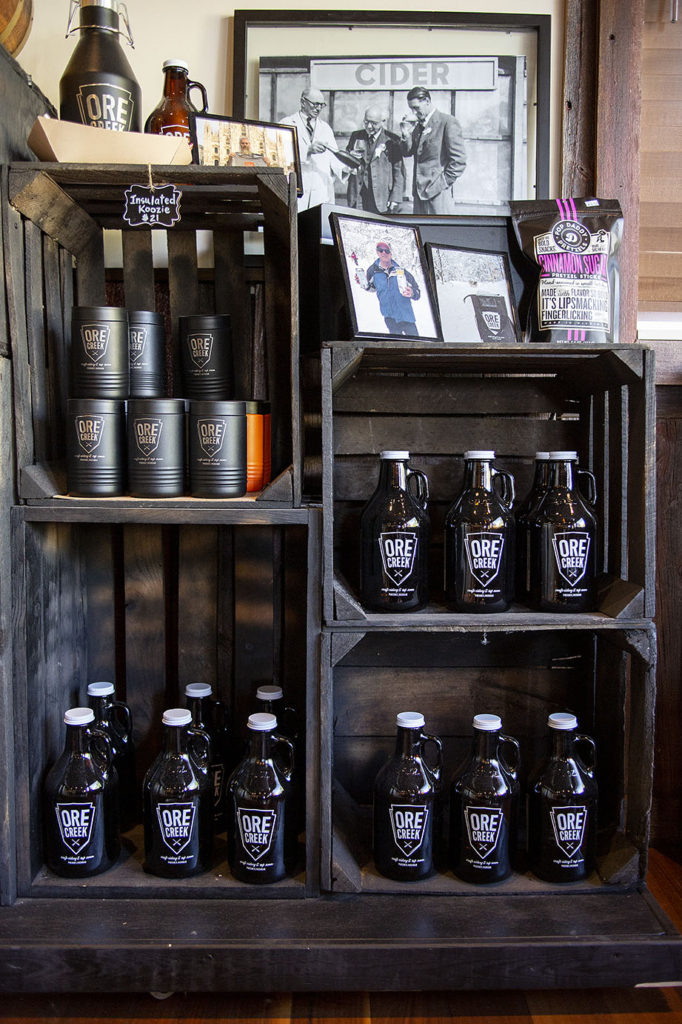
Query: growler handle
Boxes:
[
  {"xmin": 577, "ymin": 468, "xmax": 597, "ymax": 506},
  {"xmin": 492, "ymin": 468, "xmax": 515, "ymax": 508},
  {"xmin": 407, "ymin": 467, "xmax": 429, "ymax": 509},
  {"xmin": 420, "ymin": 731, "xmax": 443, "ymax": 783},
  {"xmin": 574, "ymin": 733, "xmax": 597, "ymax": 774},
  {"xmin": 187, "ymin": 79, "xmax": 209, "ymax": 114},
  {"xmin": 88, "ymin": 727, "xmax": 114, "ymax": 774},
  {"xmin": 498, "ymin": 733, "xmax": 521, "ymax": 778},
  {"xmin": 110, "ymin": 700, "xmax": 133, "ymax": 739},
  {"xmin": 187, "ymin": 727, "xmax": 211, "ymax": 773},
  {"xmin": 273, "ymin": 734, "xmax": 295, "ymax": 782}
]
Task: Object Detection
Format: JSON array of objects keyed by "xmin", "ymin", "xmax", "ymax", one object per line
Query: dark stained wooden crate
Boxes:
[
  {"xmin": 321, "ymin": 341, "xmax": 656, "ymax": 625},
  {"xmin": 3, "ymin": 163, "xmax": 302, "ymax": 505},
  {"xmin": 9, "ymin": 503, "xmax": 322, "ymax": 906}
]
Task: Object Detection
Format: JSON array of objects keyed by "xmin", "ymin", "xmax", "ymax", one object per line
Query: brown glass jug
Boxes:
[{"xmin": 144, "ymin": 59, "xmax": 208, "ymax": 141}]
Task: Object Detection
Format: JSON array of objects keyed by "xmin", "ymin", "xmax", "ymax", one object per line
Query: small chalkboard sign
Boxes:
[{"xmin": 123, "ymin": 183, "xmax": 182, "ymax": 227}]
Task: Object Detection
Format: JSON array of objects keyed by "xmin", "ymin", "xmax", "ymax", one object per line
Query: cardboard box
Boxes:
[{"xmin": 27, "ymin": 116, "xmax": 192, "ymax": 165}]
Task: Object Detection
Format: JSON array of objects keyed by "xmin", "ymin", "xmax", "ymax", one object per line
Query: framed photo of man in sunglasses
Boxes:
[{"xmin": 331, "ymin": 212, "xmax": 442, "ymax": 342}]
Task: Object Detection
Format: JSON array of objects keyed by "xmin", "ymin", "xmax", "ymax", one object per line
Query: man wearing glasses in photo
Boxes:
[
  {"xmin": 346, "ymin": 106, "xmax": 406, "ymax": 215},
  {"xmin": 281, "ymin": 87, "xmax": 348, "ymax": 210},
  {"xmin": 364, "ymin": 240, "xmax": 421, "ymax": 336}
]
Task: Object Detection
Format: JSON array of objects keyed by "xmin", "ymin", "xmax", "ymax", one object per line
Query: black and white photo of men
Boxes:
[
  {"xmin": 280, "ymin": 87, "xmax": 349, "ymax": 210},
  {"xmin": 400, "ymin": 86, "xmax": 467, "ymax": 215},
  {"xmin": 346, "ymin": 106, "xmax": 405, "ymax": 214}
]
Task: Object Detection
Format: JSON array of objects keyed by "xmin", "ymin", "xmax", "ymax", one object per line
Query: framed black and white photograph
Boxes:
[
  {"xmin": 232, "ymin": 11, "xmax": 551, "ymax": 215},
  {"xmin": 426, "ymin": 242, "xmax": 521, "ymax": 344},
  {"xmin": 331, "ymin": 212, "xmax": 441, "ymax": 342},
  {"xmin": 189, "ymin": 112, "xmax": 302, "ymax": 192}
]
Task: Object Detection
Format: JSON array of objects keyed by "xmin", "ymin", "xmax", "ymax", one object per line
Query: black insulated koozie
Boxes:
[
  {"xmin": 66, "ymin": 398, "xmax": 125, "ymax": 496},
  {"xmin": 71, "ymin": 306, "xmax": 129, "ymax": 399},
  {"xmin": 189, "ymin": 400, "xmax": 246, "ymax": 498},
  {"xmin": 128, "ymin": 310, "xmax": 166, "ymax": 398},
  {"xmin": 127, "ymin": 399, "xmax": 185, "ymax": 497},
  {"xmin": 178, "ymin": 314, "xmax": 233, "ymax": 400}
]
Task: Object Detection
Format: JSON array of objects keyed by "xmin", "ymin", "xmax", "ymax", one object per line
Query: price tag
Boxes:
[{"xmin": 123, "ymin": 183, "xmax": 182, "ymax": 227}]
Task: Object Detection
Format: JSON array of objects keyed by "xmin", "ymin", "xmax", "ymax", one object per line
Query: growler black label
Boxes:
[
  {"xmin": 552, "ymin": 532, "xmax": 591, "ymax": 587},
  {"xmin": 81, "ymin": 324, "xmax": 111, "ymax": 363},
  {"xmin": 464, "ymin": 532, "xmax": 505, "ymax": 589},
  {"xmin": 464, "ymin": 806, "xmax": 504, "ymax": 861},
  {"xmin": 56, "ymin": 802, "xmax": 97, "ymax": 859},
  {"xmin": 237, "ymin": 808, "xmax": 277, "ymax": 863},
  {"xmin": 389, "ymin": 803, "xmax": 429, "ymax": 860},
  {"xmin": 379, "ymin": 531, "xmax": 418, "ymax": 589},
  {"xmin": 156, "ymin": 801, "xmax": 197, "ymax": 861},
  {"xmin": 197, "ymin": 418, "xmax": 227, "ymax": 459},
  {"xmin": 76, "ymin": 83, "xmax": 135, "ymax": 131},
  {"xmin": 133, "ymin": 418, "xmax": 163, "ymax": 457},
  {"xmin": 550, "ymin": 805, "xmax": 588, "ymax": 860},
  {"xmin": 75, "ymin": 416, "xmax": 105, "ymax": 454},
  {"xmin": 129, "ymin": 327, "xmax": 148, "ymax": 364},
  {"xmin": 189, "ymin": 334, "xmax": 214, "ymax": 369}
]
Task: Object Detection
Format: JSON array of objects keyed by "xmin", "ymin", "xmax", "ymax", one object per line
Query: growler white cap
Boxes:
[
  {"xmin": 396, "ymin": 711, "xmax": 425, "ymax": 729},
  {"xmin": 464, "ymin": 450, "xmax": 495, "ymax": 459},
  {"xmin": 549, "ymin": 451, "xmax": 578, "ymax": 460},
  {"xmin": 64, "ymin": 707, "xmax": 95, "ymax": 726},
  {"xmin": 380, "ymin": 450, "xmax": 409, "ymax": 460},
  {"xmin": 535, "ymin": 451, "xmax": 551, "ymax": 460},
  {"xmin": 163, "ymin": 708, "xmax": 192, "ymax": 727},
  {"xmin": 548, "ymin": 712, "xmax": 578, "ymax": 730},
  {"xmin": 257, "ymin": 685, "xmax": 283, "ymax": 701},
  {"xmin": 248, "ymin": 712, "xmax": 277, "ymax": 731},
  {"xmin": 87, "ymin": 681, "xmax": 115, "ymax": 696},
  {"xmin": 163, "ymin": 59, "xmax": 189, "ymax": 73},
  {"xmin": 185, "ymin": 683, "xmax": 212, "ymax": 698},
  {"xmin": 473, "ymin": 713, "xmax": 502, "ymax": 731}
]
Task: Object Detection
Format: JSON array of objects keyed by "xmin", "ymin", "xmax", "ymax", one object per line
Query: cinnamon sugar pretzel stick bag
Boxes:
[{"xmin": 510, "ymin": 198, "xmax": 623, "ymax": 344}]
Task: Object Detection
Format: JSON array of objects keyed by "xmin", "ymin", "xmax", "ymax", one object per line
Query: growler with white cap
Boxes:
[
  {"xmin": 145, "ymin": 59, "xmax": 209, "ymax": 140},
  {"xmin": 87, "ymin": 681, "xmax": 136, "ymax": 830}
]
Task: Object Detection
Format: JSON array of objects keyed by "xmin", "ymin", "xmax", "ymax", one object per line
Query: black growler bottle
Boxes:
[
  {"xmin": 87, "ymin": 680, "xmax": 137, "ymax": 831},
  {"xmin": 515, "ymin": 451, "xmax": 551, "ymax": 604},
  {"xmin": 527, "ymin": 712, "xmax": 598, "ymax": 883},
  {"xmin": 444, "ymin": 450, "xmax": 515, "ymax": 612},
  {"xmin": 144, "ymin": 59, "xmax": 209, "ymax": 140},
  {"xmin": 527, "ymin": 451, "xmax": 598, "ymax": 612},
  {"xmin": 44, "ymin": 707, "xmax": 120, "ymax": 877},
  {"xmin": 227, "ymin": 713, "xmax": 296, "ymax": 884},
  {"xmin": 185, "ymin": 682, "xmax": 229, "ymax": 832},
  {"xmin": 373, "ymin": 711, "xmax": 443, "ymax": 881},
  {"xmin": 60, "ymin": 1, "xmax": 141, "ymax": 132},
  {"xmin": 360, "ymin": 450, "xmax": 430, "ymax": 612},
  {"xmin": 449, "ymin": 714, "xmax": 520, "ymax": 884},
  {"xmin": 143, "ymin": 708, "xmax": 213, "ymax": 878}
]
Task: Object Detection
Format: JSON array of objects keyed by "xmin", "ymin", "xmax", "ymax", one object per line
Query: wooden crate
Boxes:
[
  {"xmin": 321, "ymin": 341, "xmax": 656, "ymax": 624},
  {"xmin": 8, "ymin": 503, "xmax": 322, "ymax": 906},
  {"xmin": 3, "ymin": 163, "xmax": 302, "ymax": 505}
]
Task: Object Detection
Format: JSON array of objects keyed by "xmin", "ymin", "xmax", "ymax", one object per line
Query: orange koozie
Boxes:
[{"xmin": 246, "ymin": 401, "xmax": 271, "ymax": 492}]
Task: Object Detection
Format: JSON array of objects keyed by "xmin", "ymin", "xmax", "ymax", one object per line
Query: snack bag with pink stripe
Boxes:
[{"xmin": 510, "ymin": 197, "xmax": 623, "ymax": 344}]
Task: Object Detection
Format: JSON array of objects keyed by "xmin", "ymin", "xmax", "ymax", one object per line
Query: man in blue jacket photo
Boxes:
[{"xmin": 365, "ymin": 240, "xmax": 421, "ymax": 336}]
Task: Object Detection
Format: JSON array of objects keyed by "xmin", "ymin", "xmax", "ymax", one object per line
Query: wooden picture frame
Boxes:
[
  {"xmin": 189, "ymin": 112, "xmax": 302, "ymax": 193},
  {"xmin": 331, "ymin": 211, "xmax": 442, "ymax": 342},
  {"xmin": 425, "ymin": 242, "xmax": 521, "ymax": 344}
]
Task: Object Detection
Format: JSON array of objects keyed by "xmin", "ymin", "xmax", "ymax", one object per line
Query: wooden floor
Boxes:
[{"xmin": 0, "ymin": 849, "xmax": 680, "ymax": 1023}]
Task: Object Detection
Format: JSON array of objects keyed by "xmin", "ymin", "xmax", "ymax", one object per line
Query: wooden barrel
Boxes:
[{"xmin": 0, "ymin": 0, "xmax": 33, "ymax": 56}]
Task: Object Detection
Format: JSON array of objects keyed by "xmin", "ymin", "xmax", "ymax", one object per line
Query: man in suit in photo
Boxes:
[
  {"xmin": 346, "ymin": 105, "xmax": 406, "ymax": 214},
  {"xmin": 281, "ymin": 87, "xmax": 347, "ymax": 210},
  {"xmin": 401, "ymin": 86, "xmax": 467, "ymax": 215}
]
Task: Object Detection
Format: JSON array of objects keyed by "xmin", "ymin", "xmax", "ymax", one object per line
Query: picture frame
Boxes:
[
  {"xmin": 189, "ymin": 112, "xmax": 302, "ymax": 193},
  {"xmin": 425, "ymin": 242, "xmax": 521, "ymax": 344},
  {"xmin": 331, "ymin": 212, "xmax": 442, "ymax": 342},
  {"xmin": 231, "ymin": 10, "xmax": 551, "ymax": 212}
]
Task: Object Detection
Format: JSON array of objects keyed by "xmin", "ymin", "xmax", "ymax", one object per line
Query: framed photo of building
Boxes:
[
  {"xmin": 331, "ymin": 212, "xmax": 442, "ymax": 342},
  {"xmin": 189, "ymin": 113, "xmax": 302, "ymax": 193},
  {"xmin": 425, "ymin": 242, "xmax": 521, "ymax": 344}
]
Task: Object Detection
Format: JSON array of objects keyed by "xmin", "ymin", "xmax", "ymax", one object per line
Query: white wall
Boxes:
[{"xmin": 19, "ymin": 0, "xmax": 565, "ymax": 193}]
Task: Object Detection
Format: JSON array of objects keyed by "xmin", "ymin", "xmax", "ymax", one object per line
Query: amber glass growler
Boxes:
[
  {"xmin": 527, "ymin": 712, "xmax": 597, "ymax": 882},
  {"xmin": 143, "ymin": 708, "xmax": 212, "ymax": 878},
  {"xmin": 527, "ymin": 451, "xmax": 598, "ymax": 612},
  {"xmin": 227, "ymin": 713, "xmax": 296, "ymax": 884},
  {"xmin": 373, "ymin": 711, "xmax": 443, "ymax": 881},
  {"xmin": 44, "ymin": 707, "xmax": 120, "ymax": 877},
  {"xmin": 360, "ymin": 451, "xmax": 430, "ymax": 612},
  {"xmin": 145, "ymin": 59, "xmax": 209, "ymax": 140},
  {"xmin": 444, "ymin": 450, "xmax": 515, "ymax": 612},
  {"xmin": 87, "ymin": 680, "xmax": 137, "ymax": 831},
  {"xmin": 449, "ymin": 714, "xmax": 520, "ymax": 884}
]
